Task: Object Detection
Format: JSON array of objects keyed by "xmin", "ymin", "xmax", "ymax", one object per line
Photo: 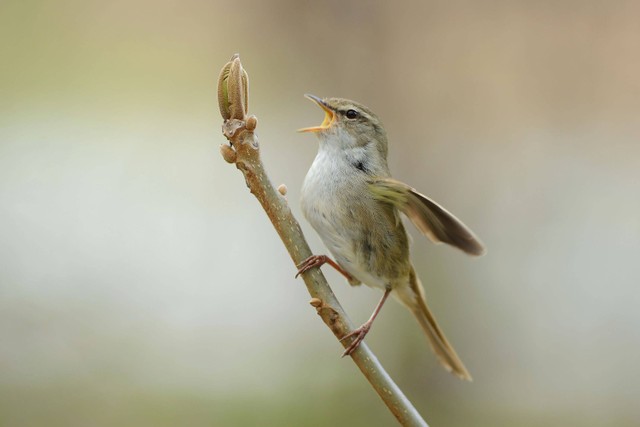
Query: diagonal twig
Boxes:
[{"xmin": 216, "ymin": 54, "xmax": 429, "ymax": 427}]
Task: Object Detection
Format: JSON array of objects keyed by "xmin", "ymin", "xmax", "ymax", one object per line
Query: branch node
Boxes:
[
  {"xmin": 317, "ymin": 304, "xmax": 340, "ymax": 326},
  {"xmin": 309, "ymin": 297, "xmax": 322, "ymax": 307},
  {"xmin": 222, "ymin": 119, "xmax": 246, "ymax": 139},
  {"xmin": 246, "ymin": 115, "xmax": 258, "ymax": 131},
  {"xmin": 220, "ymin": 144, "xmax": 237, "ymax": 163}
]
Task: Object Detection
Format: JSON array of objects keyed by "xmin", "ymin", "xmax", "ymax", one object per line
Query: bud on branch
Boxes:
[{"xmin": 218, "ymin": 53, "xmax": 249, "ymax": 121}]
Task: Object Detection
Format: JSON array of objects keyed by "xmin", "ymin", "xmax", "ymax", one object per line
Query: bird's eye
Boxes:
[{"xmin": 345, "ymin": 109, "xmax": 359, "ymax": 119}]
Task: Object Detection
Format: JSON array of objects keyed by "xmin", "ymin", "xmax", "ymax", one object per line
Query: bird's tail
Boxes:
[{"xmin": 395, "ymin": 267, "xmax": 472, "ymax": 381}]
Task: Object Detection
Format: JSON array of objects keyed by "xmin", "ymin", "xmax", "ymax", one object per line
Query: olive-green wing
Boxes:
[{"xmin": 369, "ymin": 178, "xmax": 486, "ymax": 256}]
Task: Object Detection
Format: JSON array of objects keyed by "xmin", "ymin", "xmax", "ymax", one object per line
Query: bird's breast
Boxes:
[{"xmin": 301, "ymin": 149, "xmax": 410, "ymax": 289}]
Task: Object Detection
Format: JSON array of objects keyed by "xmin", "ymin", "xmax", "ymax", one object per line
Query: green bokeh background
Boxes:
[{"xmin": 1, "ymin": 1, "xmax": 639, "ymax": 426}]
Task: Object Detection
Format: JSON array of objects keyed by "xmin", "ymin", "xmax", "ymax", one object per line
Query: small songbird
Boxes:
[{"xmin": 297, "ymin": 95, "xmax": 485, "ymax": 381}]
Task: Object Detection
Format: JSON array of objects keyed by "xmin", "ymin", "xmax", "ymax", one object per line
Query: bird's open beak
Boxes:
[{"xmin": 298, "ymin": 94, "xmax": 335, "ymax": 133}]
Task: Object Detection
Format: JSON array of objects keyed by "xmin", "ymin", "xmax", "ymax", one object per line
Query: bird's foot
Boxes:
[
  {"xmin": 295, "ymin": 255, "xmax": 352, "ymax": 281},
  {"xmin": 295, "ymin": 255, "xmax": 328, "ymax": 278},
  {"xmin": 340, "ymin": 321, "xmax": 372, "ymax": 357}
]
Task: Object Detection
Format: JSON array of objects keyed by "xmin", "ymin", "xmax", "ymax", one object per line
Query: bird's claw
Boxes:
[
  {"xmin": 295, "ymin": 255, "xmax": 353, "ymax": 281},
  {"xmin": 340, "ymin": 323, "xmax": 371, "ymax": 357},
  {"xmin": 295, "ymin": 255, "xmax": 327, "ymax": 278}
]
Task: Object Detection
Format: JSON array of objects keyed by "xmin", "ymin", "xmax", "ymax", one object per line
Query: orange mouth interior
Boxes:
[{"xmin": 298, "ymin": 94, "xmax": 335, "ymax": 133}]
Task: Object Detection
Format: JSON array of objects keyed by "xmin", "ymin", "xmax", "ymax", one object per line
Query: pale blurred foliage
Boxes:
[{"xmin": 1, "ymin": 0, "xmax": 639, "ymax": 426}]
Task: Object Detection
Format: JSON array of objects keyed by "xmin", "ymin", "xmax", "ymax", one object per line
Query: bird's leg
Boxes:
[
  {"xmin": 340, "ymin": 288, "xmax": 392, "ymax": 357},
  {"xmin": 295, "ymin": 255, "xmax": 353, "ymax": 281}
]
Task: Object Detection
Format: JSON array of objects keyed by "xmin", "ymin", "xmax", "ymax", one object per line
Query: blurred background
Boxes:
[{"xmin": 1, "ymin": 0, "xmax": 639, "ymax": 426}]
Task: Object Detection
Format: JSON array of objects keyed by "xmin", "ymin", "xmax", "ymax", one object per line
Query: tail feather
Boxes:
[{"xmin": 396, "ymin": 268, "xmax": 472, "ymax": 381}]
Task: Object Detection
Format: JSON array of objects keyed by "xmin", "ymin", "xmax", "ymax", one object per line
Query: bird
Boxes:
[{"xmin": 296, "ymin": 94, "xmax": 485, "ymax": 381}]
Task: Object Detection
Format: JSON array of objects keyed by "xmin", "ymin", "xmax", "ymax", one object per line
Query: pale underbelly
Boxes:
[{"xmin": 309, "ymin": 206, "xmax": 408, "ymax": 290}]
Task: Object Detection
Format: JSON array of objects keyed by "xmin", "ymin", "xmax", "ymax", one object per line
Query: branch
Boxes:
[{"xmin": 217, "ymin": 54, "xmax": 429, "ymax": 427}]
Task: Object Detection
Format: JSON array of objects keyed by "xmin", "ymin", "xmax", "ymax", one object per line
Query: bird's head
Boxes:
[{"xmin": 299, "ymin": 95, "xmax": 388, "ymax": 159}]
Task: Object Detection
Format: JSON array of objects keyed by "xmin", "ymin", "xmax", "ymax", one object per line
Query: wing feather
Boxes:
[{"xmin": 369, "ymin": 178, "xmax": 486, "ymax": 256}]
